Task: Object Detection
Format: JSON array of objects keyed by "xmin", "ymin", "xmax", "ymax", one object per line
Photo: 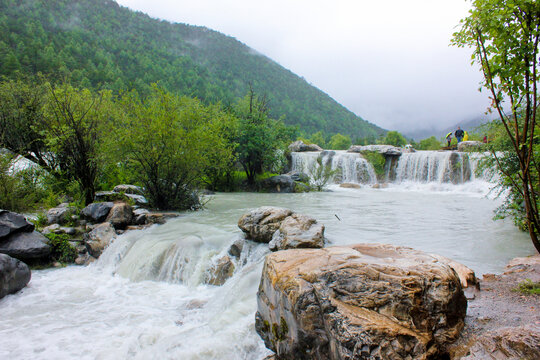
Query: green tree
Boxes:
[
  {"xmin": 417, "ymin": 136, "xmax": 442, "ymax": 150},
  {"xmin": 309, "ymin": 131, "xmax": 326, "ymax": 148},
  {"xmin": 233, "ymin": 88, "xmax": 288, "ymax": 186},
  {"xmin": 453, "ymin": 0, "xmax": 540, "ymax": 253},
  {"xmin": 113, "ymin": 86, "xmax": 234, "ymax": 210},
  {"xmin": 381, "ymin": 131, "xmax": 407, "ymax": 147},
  {"xmin": 328, "ymin": 133, "xmax": 352, "ymax": 150},
  {"xmin": 43, "ymin": 84, "xmax": 114, "ymax": 205}
]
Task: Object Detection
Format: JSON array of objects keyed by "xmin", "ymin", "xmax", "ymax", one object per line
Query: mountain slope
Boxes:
[{"xmin": 0, "ymin": 0, "xmax": 385, "ymax": 138}]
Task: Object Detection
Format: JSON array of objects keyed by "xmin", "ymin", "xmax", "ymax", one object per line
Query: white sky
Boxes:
[{"xmin": 115, "ymin": 0, "xmax": 488, "ymax": 134}]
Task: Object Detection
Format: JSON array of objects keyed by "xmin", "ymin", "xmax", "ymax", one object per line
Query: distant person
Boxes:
[
  {"xmin": 483, "ymin": 135, "xmax": 488, "ymax": 143},
  {"xmin": 446, "ymin": 132, "xmax": 452, "ymax": 147},
  {"xmin": 455, "ymin": 126, "xmax": 465, "ymax": 143}
]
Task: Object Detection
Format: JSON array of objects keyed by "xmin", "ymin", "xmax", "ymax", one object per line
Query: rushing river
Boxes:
[{"xmin": 0, "ymin": 152, "xmax": 537, "ymax": 359}]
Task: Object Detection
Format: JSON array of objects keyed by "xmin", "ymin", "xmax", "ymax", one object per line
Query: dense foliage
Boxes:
[
  {"xmin": 453, "ymin": 0, "xmax": 540, "ymax": 253},
  {"xmin": 0, "ymin": 0, "xmax": 384, "ymax": 140}
]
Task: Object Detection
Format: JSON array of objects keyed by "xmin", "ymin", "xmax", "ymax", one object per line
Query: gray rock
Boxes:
[
  {"xmin": 124, "ymin": 193, "xmax": 148, "ymax": 206},
  {"xmin": 228, "ymin": 238, "xmax": 245, "ymax": 258},
  {"xmin": 106, "ymin": 203, "xmax": 133, "ymax": 229},
  {"xmin": 81, "ymin": 202, "xmax": 114, "ymax": 223},
  {"xmin": 348, "ymin": 144, "xmax": 402, "ymax": 156},
  {"xmin": 268, "ymin": 213, "xmax": 325, "ymax": 251},
  {"xmin": 41, "ymin": 224, "xmax": 61, "ymax": 235},
  {"xmin": 83, "ymin": 222, "xmax": 116, "ymax": 258},
  {"xmin": 132, "ymin": 208, "xmax": 149, "ymax": 225},
  {"xmin": 457, "ymin": 141, "xmax": 484, "ymax": 152},
  {"xmin": 94, "ymin": 191, "xmax": 129, "ymax": 203},
  {"xmin": 0, "ymin": 253, "xmax": 31, "ymax": 299},
  {"xmin": 238, "ymin": 207, "xmax": 293, "ymax": 243},
  {"xmin": 0, "ymin": 231, "xmax": 51, "ymax": 262},
  {"xmin": 462, "ymin": 325, "xmax": 540, "ymax": 359},
  {"xmin": 0, "ymin": 210, "xmax": 35, "ymax": 239},
  {"xmin": 289, "ymin": 172, "xmax": 309, "ymax": 183},
  {"xmin": 260, "ymin": 175, "xmax": 295, "ymax": 193},
  {"xmin": 46, "ymin": 204, "xmax": 75, "ymax": 225},
  {"xmin": 205, "ymin": 255, "xmax": 235, "ymax": 286},
  {"xmin": 288, "ymin": 140, "xmax": 323, "ymax": 152},
  {"xmin": 112, "ymin": 184, "xmax": 144, "ymax": 195}
]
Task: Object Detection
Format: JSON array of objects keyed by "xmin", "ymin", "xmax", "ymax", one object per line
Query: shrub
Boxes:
[{"xmin": 45, "ymin": 233, "xmax": 78, "ymax": 263}]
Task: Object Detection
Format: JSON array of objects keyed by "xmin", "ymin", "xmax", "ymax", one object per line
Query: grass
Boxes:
[{"xmin": 513, "ymin": 279, "xmax": 540, "ymax": 295}]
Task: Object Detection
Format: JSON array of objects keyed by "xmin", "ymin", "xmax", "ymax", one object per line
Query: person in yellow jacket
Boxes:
[{"xmin": 463, "ymin": 131, "xmax": 469, "ymax": 141}]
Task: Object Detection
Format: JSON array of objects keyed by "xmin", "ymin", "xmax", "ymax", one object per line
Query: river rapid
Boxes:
[{"xmin": 0, "ymin": 153, "xmax": 537, "ymax": 359}]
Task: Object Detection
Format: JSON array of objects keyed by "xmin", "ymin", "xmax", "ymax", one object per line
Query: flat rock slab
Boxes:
[
  {"xmin": 256, "ymin": 243, "xmax": 467, "ymax": 360},
  {"xmin": 0, "ymin": 253, "xmax": 31, "ymax": 299}
]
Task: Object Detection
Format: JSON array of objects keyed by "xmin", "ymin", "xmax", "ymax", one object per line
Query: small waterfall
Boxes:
[
  {"xmin": 291, "ymin": 151, "xmax": 377, "ymax": 184},
  {"xmin": 393, "ymin": 151, "xmax": 473, "ymax": 184}
]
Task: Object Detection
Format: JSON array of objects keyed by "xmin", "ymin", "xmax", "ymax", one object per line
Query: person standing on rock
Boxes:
[
  {"xmin": 455, "ymin": 126, "xmax": 465, "ymax": 143},
  {"xmin": 445, "ymin": 132, "xmax": 452, "ymax": 147}
]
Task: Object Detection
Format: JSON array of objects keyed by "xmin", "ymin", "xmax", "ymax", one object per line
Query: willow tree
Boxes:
[{"xmin": 452, "ymin": 0, "xmax": 540, "ymax": 252}]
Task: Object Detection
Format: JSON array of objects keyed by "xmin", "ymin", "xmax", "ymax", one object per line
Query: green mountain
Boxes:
[{"xmin": 0, "ymin": 0, "xmax": 385, "ymax": 139}]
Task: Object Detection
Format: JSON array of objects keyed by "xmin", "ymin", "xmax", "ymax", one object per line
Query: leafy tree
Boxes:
[
  {"xmin": 381, "ymin": 131, "xmax": 407, "ymax": 147},
  {"xmin": 233, "ymin": 88, "xmax": 289, "ymax": 186},
  {"xmin": 417, "ymin": 136, "xmax": 442, "ymax": 150},
  {"xmin": 453, "ymin": 0, "xmax": 540, "ymax": 252},
  {"xmin": 309, "ymin": 131, "xmax": 326, "ymax": 148},
  {"xmin": 113, "ymin": 86, "xmax": 234, "ymax": 210},
  {"xmin": 328, "ymin": 133, "xmax": 352, "ymax": 150},
  {"xmin": 43, "ymin": 84, "xmax": 114, "ymax": 205}
]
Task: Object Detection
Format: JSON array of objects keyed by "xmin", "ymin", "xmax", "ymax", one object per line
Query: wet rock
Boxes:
[
  {"xmin": 289, "ymin": 172, "xmax": 309, "ymax": 183},
  {"xmin": 0, "ymin": 253, "xmax": 31, "ymax": 299},
  {"xmin": 124, "ymin": 193, "xmax": 148, "ymax": 206},
  {"xmin": 46, "ymin": 203, "xmax": 76, "ymax": 225},
  {"xmin": 81, "ymin": 202, "xmax": 114, "ymax": 223},
  {"xmin": 372, "ymin": 183, "xmax": 389, "ymax": 189},
  {"xmin": 133, "ymin": 208, "xmax": 149, "ymax": 225},
  {"xmin": 348, "ymin": 144, "xmax": 402, "ymax": 156},
  {"xmin": 288, "ymin": 140, "xmax": 323, "ymax": 152},
  {"xmin": 339, "ymin": 183, "xmax": 361, "ymax": 189},
  {"xmin": 255, "ymin": 244, "xmax": 467, "ymax": 360},
  {"xmin": 146, "ymin": 212, "xmax": 180, "ymax": 225},
  {"xmin": 238, "ymin": 207, "xmax": 293, "ymax": 243},
  {"xmin": 106, "ymin": 202, "xmax": 133, "ymax": 229},
  {"xmin": 41, "ymin": 224, "xmax": 61, "ymax": 235},
  {"xmin": 0, "ymin": 231, "xmax": 51, "ymax": 262},
  {"xmin": 0, "ymin": 210, "xmax": 35, "ymax": 239},
  {"xmin": 260, "ymin": 175, "xmax": 295, "ymax": 193},
  {"xmin": 268, "ymin": 213, "xmax": 324, "ymax": 251},
  {"xmin": 430, "ymin": 253, "xmax": 478, "ymax": 289},
  {"xmin": 112, "ymin": 184, "xmax": 144, "ymax": 195},
  {"xmin": 205, "ymin": 255, "xmax": 235, "ymax": 286},
  {"xmin": 83, "ymin": 222, "xmax": 116, "ymax": 257},
  {"xmin": 462, "ymin": 325, "xmax": 540, "ymax": 359},
  {"xmin": 228, "ymin": 238, "xmax": 245, "ymax": 258},
  {"xmin": 75, "ymin": 253, "xmax": 94, "ymax": 266}
]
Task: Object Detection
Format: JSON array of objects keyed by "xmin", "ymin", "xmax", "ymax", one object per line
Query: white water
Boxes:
[
  {"xmin": 0, "ymin": 181, "xmax": 536, "ymax": 359},
  {"xmin": 291, "ymin": 151, "xmax": 377, "ymax": 184}
]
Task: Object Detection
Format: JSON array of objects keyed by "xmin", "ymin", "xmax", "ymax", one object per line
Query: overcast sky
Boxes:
[{"xmin": 116, "ymin": 0, "xmax": 488, "ymax": 134}]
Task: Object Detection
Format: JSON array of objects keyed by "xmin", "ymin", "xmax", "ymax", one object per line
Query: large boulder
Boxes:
[
  {"xmin": 83, "ymin": 222, "xmax": 116, "ymax": 257},
  {"xmin": 255, "ymin": 244, "xmax": 467, "ymax": 360},
  {"xmin": 106, "ymin": 202, "xmax": 133, "ymax": 229},
  {"xmin": 238, "ymin": 207, "xmax": 293, "ymax": 243},
  {"xmin": 81, "ymin": 202, "xmax": 114, "ymax": 223},
  {"xmin": 269, "ymin": 213, "xmax": 325, "ymax": 251},
  {"xmin": 288, "ymin": 140, "xmax": 323, "ymax": 152},
  {"xmin": 0, "ymin": 210, "xmax": 35, "ymax": 239},
  {"xmin": 260, "ymin": 175, "xmax": 295, "ymax": 193},
  {"xmin": 0, "ymin": 254, "xmax": 31, "ymax": 299},
  {"xmin": 0, "ymin": 231, "xmax": 51, "ymax": 262}
]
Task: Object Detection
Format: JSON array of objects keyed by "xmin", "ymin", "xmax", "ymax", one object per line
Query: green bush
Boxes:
[
  {"xmin": 45, "ymin": 233, "xmax": 78, "ymax": 263},
  {"xmin": 361, "ymin": 151, "xmax": 386, "ymax": 181}
]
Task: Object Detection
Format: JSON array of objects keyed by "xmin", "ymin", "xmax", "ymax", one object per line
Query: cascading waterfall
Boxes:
[
  {"xmin": 291, "ymin": 151, "xmax": 377, "ymax": 184},
  {"xmin": 393, "ymin": 151, "xmax": 473, "ymax": 184}
]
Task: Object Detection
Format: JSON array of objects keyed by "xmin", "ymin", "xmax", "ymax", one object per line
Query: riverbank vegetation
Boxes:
[{"xmin": 453, "ymin": 0, "xmax": 540, "ymax": 253}]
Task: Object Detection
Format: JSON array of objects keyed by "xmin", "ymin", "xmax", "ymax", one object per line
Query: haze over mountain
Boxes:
[{"xmin": 0, "ymin": 0, "xmax": 385, "ymax": 139}]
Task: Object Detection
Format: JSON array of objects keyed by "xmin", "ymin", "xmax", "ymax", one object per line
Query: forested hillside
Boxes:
[{"xmin": 0, "ymin": 0, "xmax": 384, "ymax": 139}]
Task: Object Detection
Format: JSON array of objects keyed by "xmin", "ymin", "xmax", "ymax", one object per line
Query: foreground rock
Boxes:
[
  {"xmin": 0, "ymin": 254, "xmax": 31, "ymax": 299},
  {"xmin": 106, "ymin": 202, "xmax": 133, "ymax": 229},
  {"xmin": 238, "ymin": 207, "xmax": 324, "ymax": 250},
  {"xmin": 0, "ymin": 231, "xmax": 50, "ymax": 262},
  {"xmin": 256, "ymin": 244, "xmax": 467, "ymax": 359},
  {"xmin": 288, "ymin": 140, "xmax": 323, "ymax": 152}
]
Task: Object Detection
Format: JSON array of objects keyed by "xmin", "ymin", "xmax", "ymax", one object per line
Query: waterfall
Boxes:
[
  {"xmin": 291, "ymin": 151, "xmax": 377, "ymax": 184},
  {"xmin": 393, "ymin": 151, "xmax": 473, "ymax": 184}
]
